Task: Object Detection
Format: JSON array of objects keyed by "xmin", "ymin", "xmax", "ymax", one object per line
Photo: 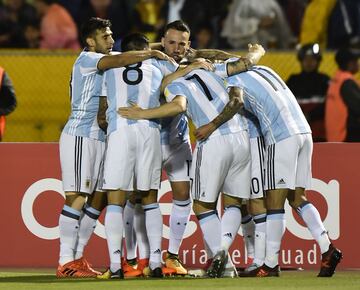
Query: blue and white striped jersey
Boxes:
[
  {"xmin": 164, "ymin": 68, "xmax": 247, "ymax": 139},
  {"xmin": 105, "ymin": 58, "xmax": 178, "ymax": 134},
  {"xmin": 62, "ymin": 50, "xmax": 106, "ymax": 141},
  {"xmin": 243, "ymin": 110, "xmax": 262, "ymax": 139},
  {"xmin": 160, "ymin": 114, "xmax": 190, "ymax": 145},
  {"xmin": 226, "ymin": 66, "xmax": 311, "ymax": 145}
]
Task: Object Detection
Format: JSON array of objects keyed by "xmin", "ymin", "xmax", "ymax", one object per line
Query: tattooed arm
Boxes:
[
  {"xmin": 226, "ymin": 44, "xmax": 265, "ymax": 76},
  {"xmin": 194, "ymin": 87, "xmax": 244, "ymax": 141}
]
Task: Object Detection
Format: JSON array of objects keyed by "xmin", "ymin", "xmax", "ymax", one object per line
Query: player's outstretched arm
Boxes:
[
  {"xmin": 186, "ymin": 47, "xmax": 239, "ymax": 62},
  {"xmin": 98, "ymin": 50, "xmax": 173, "ymax": 70},
  {"xmin": 194, "ymin": 87, "xmax": 244, "ymax": 141},
  {"xmin": 118, "ymin": 96, "xmax": 187, "ymax": 120},
  {"xmin": 226, "ymin": 44, "xmax": 266, "ymax": 76},
  {"xmin": 160, "ymin": 59, "xmax": 214, "ymax": 93}
]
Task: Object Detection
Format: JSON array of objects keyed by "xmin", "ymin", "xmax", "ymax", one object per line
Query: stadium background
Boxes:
[{"xmin": 2, "ymin": 50, "xmax": 358, "ymax": 142}]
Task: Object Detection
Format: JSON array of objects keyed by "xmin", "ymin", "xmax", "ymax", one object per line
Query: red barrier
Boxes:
[{"xmin": 0, "ymin": 143, "xmax": 359, "ymax": 269}]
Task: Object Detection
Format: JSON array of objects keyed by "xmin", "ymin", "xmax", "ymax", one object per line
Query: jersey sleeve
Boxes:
[
  {"xmin": 164, "ymin": 82, "xmax": 186, "ymax": 102},
  {"xmin": 156, "ymin": 59, "xmax": 179, "ymax": 76},
  {"xmin": 80, "ymin": 52, "xmax": 105, "ymax": 76},
  {"xmin": 213, "ymin": 57, "xmax": 240, "ymax": 78}
]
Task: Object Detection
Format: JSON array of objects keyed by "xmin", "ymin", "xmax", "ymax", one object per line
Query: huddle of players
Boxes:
[{"xmin": 56, "ymin": 17, "xmax": 342, "ymax": 279}]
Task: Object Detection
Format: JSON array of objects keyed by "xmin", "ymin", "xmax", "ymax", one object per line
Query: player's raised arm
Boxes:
[
  {"xmin": 118, "ymin": 96, "xmax": 187, "ymax": 120},
  {"xmin": 97, "ymin": 49, "xmax": 173, "ymax": 70},
  {"xmin": 226, "ymin": 44, "xmax": 266, "ymax": 76},
  {"xmin": 160, "ymin": 59, "xmax": 214, "ymax": 93},
  {"xmin": 194, "ymin": 87, "xmax": 244, "ymax": 141}
]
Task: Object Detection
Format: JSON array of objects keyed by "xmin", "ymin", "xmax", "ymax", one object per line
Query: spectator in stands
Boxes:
[
  {"xmin": 327, "ymin": 0, "xmax": 360, "ymax": 49},
  {"xmin": 0, "ymin": 66, "xmax": 17, "ymax": 141},
  {"xmin": 287, "ymin": 43, "xmax": 330, "ymax": 142},
  {"xmin": 278, "ymin": 0, "xmax": 308, "ymax": 39},
  {"xmin": 131, "ymin": 0, "xmax": 163, "ymax": 42},
  {"xmin": 76, "ymin": 0, "xmax": 130, "ymax": 47},
  {"xmin": 325, "ymin": 48, "xmax": 360, "ymax": 142},
  {"xmin": 299, "ymin": 0, "xmax": 336, "ymax": 49},
  {"xmin": 32, "ymin": 0, "xmax": 80, "ymax": 50},
  {"xmin": 159, "ymin": 0, "xmax": 218, "ymax": 40},
  {"xmin": 0, "ymin": 0, "xmax": 39, "ymax": 48},
  {"xmin": 192, "ymin": 23, "xmax": 215, "ymax": 49},
  {"xmin": 23, "ymin": 19, "xmax": 41, "ymax": 48},
  {"xmin": 221, "ymin": 0, "xmax": 294, "ymax": 49}
]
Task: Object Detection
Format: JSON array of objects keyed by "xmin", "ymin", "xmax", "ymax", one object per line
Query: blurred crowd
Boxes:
[{"xmin": 0, "ymin": 0, "xmax": 360, "ymax": 51}]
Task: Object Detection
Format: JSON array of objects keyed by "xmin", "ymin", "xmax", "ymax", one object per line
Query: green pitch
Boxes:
[{"xmin": 0, "ymin": 270, "xmax": 360, "ymax": 290}]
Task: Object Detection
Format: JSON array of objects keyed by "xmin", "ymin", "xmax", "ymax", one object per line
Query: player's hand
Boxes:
[
  {"xmin": 151, "ymin": 50, "xmax": 176, "ymax": 64},
  {"xmin": 117, "ymin": 102, "xmax": 144, "ymax": 120},
  {"xmin": 185, "ymin": 47, "xmax": 197, "ymax": 61},
  {"xmin": 194, "ymin": 122, "xmax": 217, "ymax": 141},
  {"xmin": 189, "ymin": 58, "xmax": 215, "ymax": 72},
  {"xmin": 246, "ymin": 44, "xmax": 265, "ymax": 65}
]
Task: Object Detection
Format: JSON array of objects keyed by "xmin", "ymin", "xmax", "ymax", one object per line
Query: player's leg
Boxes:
[
  {"xmin": 136, "ymin": 125, "xmax": 166, "ymax": 277},
  {"xmin": 141, "ymin": 189, "xmax": 164, "ymax": 277},
  {"xmin": 288, "ymin": 134, "xmax": 342, "ymax": 277},
  {"xmin": 73, "ymin": 190, "xmax": 107, "ymax": 275},
  {"xmin": 247, "ymin": 135, "xmax": 267, "ymax": 270},
  {"xmin": 122, "ymin": 192, "xmax": 143, "ymax": 278},
  {"xmin": 134, "ymin": 197, "xmax": 150, "ymax": 273},
  {"xmin": 248, "ymin": 198, "xmax": 267, "ymax": 269},
  {"xmin": 163, "ymin": 142, "xmax": 192, "ymax": 274},
  {"xmin": 58, "ymin": 133, "xmax": 101, "ymax": 278},
  {"xmin": 98, "ymin": 129, "xmax": 135, "ymax": 279},
  {"xmin": 248, "ymin": 137, "xmax": 300, "ymax": 277},
  {"xmin": 240, "ymin": 203, "xmax": 255, "ymax": 265},
  {"xmin": 124, "ymin": 193, "xmax": 137, "ymax": 263}
]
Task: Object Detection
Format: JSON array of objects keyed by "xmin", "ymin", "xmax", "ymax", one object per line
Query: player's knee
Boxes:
[
  {"xmin": 249, "ymin": 198, "xmax": 267, "ymax": 216},
  {"xmin": 171, "ymin": 181, "xmax": 190, "ymax": 201},
  {"xmin": 223, "ymin": 194, "xmax": 242, "ymax": 208},
  {"xmin": 65, "ymin": 192, "xmax": 86, "ymax": 210},
  {"xmin": 192, "ymin": 200, "xmax": 215, "ymax": 215}
]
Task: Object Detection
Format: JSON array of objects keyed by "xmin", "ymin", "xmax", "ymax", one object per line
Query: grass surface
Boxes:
[{"xmin": 0, "ymin": 270, "xmax": 360, "ymax": 290}]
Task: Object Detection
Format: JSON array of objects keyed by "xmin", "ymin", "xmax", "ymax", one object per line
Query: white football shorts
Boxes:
[
  {"xmin": 191, "ymin": 131, "xmax": 251, "ymax": 203},
  {"xmin": 102, "ymin": 124, "xmax": 162, "ymax": 191},
  {"xmin": 264, "ymin": 133, "xmax": 313, "ymax": 191},
  {"xmin": 250, "ymin": 136, "xmax": 266, "ymax": 199},
  {"xmin": 162, "ymin": 140, "xmax": 192, "ymax": 182},
  {"xmin": 59, "ymin": 132, "xmax": 105, "ymax": 194}
]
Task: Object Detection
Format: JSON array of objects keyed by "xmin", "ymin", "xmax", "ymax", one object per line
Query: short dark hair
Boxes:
[
  {"xmin": 335, "ymin": 48, "xmax": 360, "ymax": 70},
  {"xmin": 80, "ymin": 17, "xmax": 112, "ymax": 47},
  {"xmin": 121, "ymin": 33, "xmax": 149, "ymax": 52},
  {"xmin": 164, "ymin": 20, "xmax": 191, "ymax": 36}
]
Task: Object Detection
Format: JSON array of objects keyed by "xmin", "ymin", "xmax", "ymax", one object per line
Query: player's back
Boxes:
[
  {"xmin": 105, "ymin": 58, "xmax": 177, "ymax": 134},
  {"xmin": 227, "ymin": 65, "xmax": 311, "ymax": 144},
  {"xmin": 165, "ymin": 69, "xmax": 247, "ymax": 139},
  {"xmin": 63, "ymin": 50, "xmax": 106, "ymax": 141}
]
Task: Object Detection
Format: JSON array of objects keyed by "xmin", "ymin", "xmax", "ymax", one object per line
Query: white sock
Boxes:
[
  {"xmin": 134, "ymin": 203, "xmax": 149, "ymax": 259},
  {"xmin": 74, "ymin": 206, "xmax": 101, "ymax": 260},
  {"xmin": 198, "ymin": 211, "xmax": 221, "ymax": 257},
  {"xmin": 265, "ymin": 210, "xmax": 285, "ymax": 268},
  {"xmin": 168, "ymin": 199, "xmax": 191, "ymax": 255},
  {"xmin": 105, "ymin": 205, "xmax": 123, "ymax": 273},
  {"xmin": 144, "ymin": 203, "xmax": 162, "ymax": 269},
  {"xmin": 253, "ymin": 213, "xmax": 266, "ymax": 266},
  {"xmin": 241, "ymin": 215, "xmax": 255, "ymax": 260},
  {"xmin": 221, "ymin": 206, "xmax": 242, "ymax": 252},
  {"xmin": 59, "ymin": 205, "xmax": 81, "ymax": 265},
  {"xmin": 124, "ymin": 201, "xmax": 137, "ymax": 260},
  {"xmin": 298, "ymin": 202, "xmax": 331, "ymax": 254}
]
